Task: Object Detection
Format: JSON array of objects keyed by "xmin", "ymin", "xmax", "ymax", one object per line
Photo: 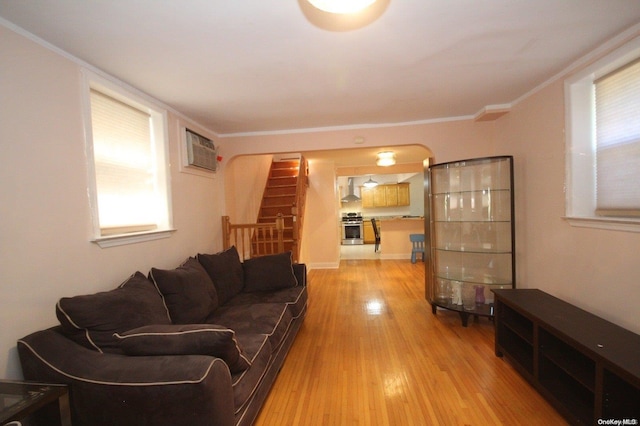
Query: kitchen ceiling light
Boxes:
[
  {"xmin": 363, "ymin": 177, "xmax": 378, "ymax": 188},
  {"xmin": 308, "ymin": 0, "xmax": 376, "ymax": 14},
  {"xmin": 376, "ymin": 151, "xmax": 396, "ymax": 167}
]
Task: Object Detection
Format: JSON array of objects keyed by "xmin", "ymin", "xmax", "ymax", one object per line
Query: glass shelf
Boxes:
[
  {"xmin": 431, "ymin": 188, "xmax": 512, "ymax": 195},
  {"xmin": 434, "ymin": 248, "xmax": 513, "ymax": 254},
  {"xmin": 434, "ymin": 275, "xmax": 513, "ymax": 287}
]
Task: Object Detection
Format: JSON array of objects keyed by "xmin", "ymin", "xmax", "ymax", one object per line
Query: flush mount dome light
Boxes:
[
  {"xmin": 376, "ymin": 151, "xmax": 396, "ymax": 167},
  {"xmin": 298, "ymin": 0, "xmax": 390, "ymax": 31},
  {"xmin": 308, "ymin": 0, "xmax": 376, "ymax": 14}
]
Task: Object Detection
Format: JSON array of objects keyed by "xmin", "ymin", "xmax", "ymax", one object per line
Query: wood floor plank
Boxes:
[{"xmin": 255, "ymin": 260, "xmax": 566, "ymax": 425}]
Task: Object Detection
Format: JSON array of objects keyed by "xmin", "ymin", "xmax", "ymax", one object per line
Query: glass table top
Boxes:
[{"xmin": 0, "ymin": 380, "xmax": 67, "ymax": 423}]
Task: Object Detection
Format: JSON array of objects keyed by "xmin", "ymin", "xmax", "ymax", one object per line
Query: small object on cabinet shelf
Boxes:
[
  {"xmin": 436, "ymin": 279, "xmax": 449, "ymax": 303},
  {"xmin": 462, "ymin": 285, "xmax": 476, "ymax": 310},
  {"xmin": 451, "ymin": 281, "xmax": 462, "ymax": 305},
  {"xmin": 474, "ymin": 285, "xmax": 486, "ymax": 304}
]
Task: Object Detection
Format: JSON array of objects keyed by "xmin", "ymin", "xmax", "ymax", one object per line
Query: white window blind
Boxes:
[
  {"xmin": 595, "ymin": 58, "xmax": 640, "ymax": 217},
  {"xmin": 90, "ymin": 89, "xmax": 161, "ymax": 235}
]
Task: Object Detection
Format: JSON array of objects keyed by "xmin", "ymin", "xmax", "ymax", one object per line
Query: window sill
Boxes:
[
  {"xmin": 563, "ymin": 216, "xmax": 640, "ymax": 233},
  {"xmin": 92, "ymin": 229, "xmax": 176, "ymax": 248}
]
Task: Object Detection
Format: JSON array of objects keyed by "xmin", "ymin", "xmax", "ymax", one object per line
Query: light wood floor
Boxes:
[{"xmin": 255, "ymin": 260, "xmax": 566, "ymax": 425}]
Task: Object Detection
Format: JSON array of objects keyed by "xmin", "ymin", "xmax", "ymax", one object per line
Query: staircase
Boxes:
[{"xmin": 255, "ymin": 155, "xmax": 308, "ymax": 262}]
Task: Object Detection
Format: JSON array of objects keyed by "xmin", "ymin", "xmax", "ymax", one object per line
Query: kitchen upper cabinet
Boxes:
[
  {"xmin": 360, "ymin": 187, "xmax": 374, "ymax": 207},
  {"xmin": 397, "ymin": 183, "xmax": 410, "ymax": 206},
  {"xmin": 385, "ymin": 185, "xmax": 398, "ymax": 206},
  {"xmin": 361, "ymin": 183, "xmax": 410, "ymax": 208},
  {"xmin": 373, "ymin": 186, "xmax": 387, "ymax": 206}
]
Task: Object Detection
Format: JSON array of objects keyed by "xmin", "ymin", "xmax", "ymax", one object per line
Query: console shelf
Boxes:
[{"xmin": 494, "ymin": 289, "xmax": 640, "ymax": 424}]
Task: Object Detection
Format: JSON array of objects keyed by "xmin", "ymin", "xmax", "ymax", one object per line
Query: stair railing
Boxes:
[
  {"xmin": 222, "ymin": 214, "xmax": 285, "ymax": 261},
  {"xmin": 290, "ymin": 156, "xmax": 309, "ymax": 263}
]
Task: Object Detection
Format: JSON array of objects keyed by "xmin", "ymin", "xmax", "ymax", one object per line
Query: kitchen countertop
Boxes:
[
  {"xmin": 366, "ymin": 216, "xmax": 424, "ymax": 257},
  {"xmin": 364, "ymin": 215, "xmax": 424, "ymax": 221}
]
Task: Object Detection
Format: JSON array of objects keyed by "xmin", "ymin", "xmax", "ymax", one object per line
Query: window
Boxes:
[
  {"xmin": 565, "ymin": 36, "xmax": 640, "ymax": 232},
  {"xmin": 84, "ymin": 72, "xmax": 173, "ymax": 246},
  {"xmin": 594, "ymin": 59, "xmax": 640, "ymax": 217}
]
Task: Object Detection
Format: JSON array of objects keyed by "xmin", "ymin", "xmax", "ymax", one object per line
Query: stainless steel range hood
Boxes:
[{"xmin": 341, "ymin": 178, "xmax": 361, "ymax": 203}]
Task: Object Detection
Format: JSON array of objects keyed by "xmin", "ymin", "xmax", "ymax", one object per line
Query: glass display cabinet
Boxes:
[{"xmin": 426, "ymin": 156, "xmax": 515, "ymax": 326}]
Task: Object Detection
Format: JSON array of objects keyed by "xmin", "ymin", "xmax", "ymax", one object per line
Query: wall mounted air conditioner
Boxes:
[{"xmin": 185, "ymin": 128, "xmax": 218, "ymax": 172}]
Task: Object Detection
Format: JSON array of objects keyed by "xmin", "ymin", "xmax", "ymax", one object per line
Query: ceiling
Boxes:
[{"xmin": 1, "ymin": 1, "xmax": 640, "ymax": 136}]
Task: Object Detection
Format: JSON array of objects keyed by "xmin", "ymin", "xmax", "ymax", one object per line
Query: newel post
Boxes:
[
  {"xmin": 275, "ymin": 213, "xmax": 285, "ymax": 254},
  {"xmin": 221, "ymin": 216, "xmax": 231, "ymax": 250}
]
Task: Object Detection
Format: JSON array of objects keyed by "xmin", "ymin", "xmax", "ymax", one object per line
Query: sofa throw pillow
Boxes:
[
  {"xmin": 242, "ymin": 251, "xmax": 298, "ymax": 293},
  {"xmin": 150, "ymin": 258, "xmax": 219, "ymax": 324},
  {"xmin": 197, "ymin": 246, "xmax": 244, "ymax": 305},
  {"xmin": 56, "ymin": 271, "xmax": 171, "ymax": 354},
  {"xmin": 114, "ymin": 324, "xmax": 251, "ymax": 373}
]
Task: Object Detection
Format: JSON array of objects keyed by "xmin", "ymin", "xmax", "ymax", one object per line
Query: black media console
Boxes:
[{"xmin": 493, "ymin": 289, "xmax": 640, "ymax": 425}]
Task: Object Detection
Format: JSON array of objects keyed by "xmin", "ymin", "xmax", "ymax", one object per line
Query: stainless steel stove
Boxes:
[{"xmin": 341, "ymin": 212, "xmax": 364, "ymax": 245}]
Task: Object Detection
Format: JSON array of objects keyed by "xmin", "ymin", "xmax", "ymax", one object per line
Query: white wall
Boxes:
[
  {"xmin": 299, "ymin": 160, "xmax": 342, "ymax": 268},
  {"xmin": 224, "ymin": 155, "xmax": 273, "ymax": 223},
  {"xmin": 495, "ymin": 69, "xmax": 640, "ymax": 335},
  {"xmin": 0, "ymin": 25, "xmax": 227, "ymax": 378}
]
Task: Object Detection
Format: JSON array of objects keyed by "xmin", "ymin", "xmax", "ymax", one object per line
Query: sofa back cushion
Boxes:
[
  {"xmin": 114, "ymin": 324, "xmax": 251, "ymax": 373},
  {"xmin": 242, "ymin": 251, "xmax": 298, "ymax": 293},
  {"xmin": 150, "ymin": 257, "xmax": 219, "ymax": 324},
  {"xmin": 56, "ymin": 271, "xmax": 171, "ymax": 353},
  {"xmin": 197, "ymin": 246, "xmax": 244, "ymax": 305}
]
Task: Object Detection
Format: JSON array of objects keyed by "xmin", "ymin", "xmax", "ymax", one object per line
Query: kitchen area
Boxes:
[{"xmin": 338, "ymin": 172, "xmax": 425, "ymax": 260}]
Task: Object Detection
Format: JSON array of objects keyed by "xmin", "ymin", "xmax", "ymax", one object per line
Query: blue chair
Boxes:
[{"xmin": 410, "ymin": 234, "xmax": 425, "ymax": 263}]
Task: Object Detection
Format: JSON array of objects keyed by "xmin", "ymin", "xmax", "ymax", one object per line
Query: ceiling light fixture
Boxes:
[
  {"xmin": 363, "ymin": 176, "xmax": 378, "ymax": 188},
  {"xmin": 298, "ymin": 0, "xmax": 390, "ymax": 32},
  {"xmin": 308, "ymin": 0, "xmax": 376, "ymax": 14},
  {"xmin": 376, "ymin": 151, "xmax": 396, "ymax": 167}
]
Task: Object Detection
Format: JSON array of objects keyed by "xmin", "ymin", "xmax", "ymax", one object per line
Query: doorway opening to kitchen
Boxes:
[{"xmin": 329, "ymin": 145, "xmax": 431, "ymax": 260}]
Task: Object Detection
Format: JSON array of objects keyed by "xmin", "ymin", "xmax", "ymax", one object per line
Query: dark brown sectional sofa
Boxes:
[{"xmin": 17, "ymin": 247, "xmax": 307, "ymax": 426}]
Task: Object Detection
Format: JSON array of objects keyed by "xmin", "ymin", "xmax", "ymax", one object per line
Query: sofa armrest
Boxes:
[
  {"xmin": 293, "ymin": 263, "xmax": 307, "ymax": 287},
  {"xmin": 18, "ymin": 327, "xmax": 235, "ymax": 426}
]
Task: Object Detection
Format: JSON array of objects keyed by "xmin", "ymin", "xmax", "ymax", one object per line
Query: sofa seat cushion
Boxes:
[
  {"xmin": 56, "ymin": 272, "xmax": 171, "ymax": 354},
  {"xmin": 197, "ymin": 246, "xmax": 244, "ymax": 305},
  {"xmin": 242, "ymin": 252, "xmax": 298, "ymax": 293},
  {"xmin": 229, "ymin": 333, "xmax": 272, "ymax": 414},
  {"xmin": 225, "ymin": 285, "xmax": 308, "ymax": 319},
  {"xmin": 114, "ymin": 324, "xmax": 251, "ymax": 373},
  {"xmin": 150, "ymin": 257, "xmax": 219, "ymax": 324},
  {"xmin": 207, "ymin": 303, "xmax": 293, "ymax": 355}
]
